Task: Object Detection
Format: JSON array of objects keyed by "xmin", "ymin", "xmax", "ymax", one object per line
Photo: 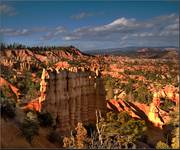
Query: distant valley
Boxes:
[{"xmin": 85, "ymin": 47, "xmax": 179, "ymax": 59}]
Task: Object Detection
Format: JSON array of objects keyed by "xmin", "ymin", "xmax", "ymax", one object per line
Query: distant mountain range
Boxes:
[{"xmin": 84, "ymin": 46, "xmax": 179, "ymax": 59}]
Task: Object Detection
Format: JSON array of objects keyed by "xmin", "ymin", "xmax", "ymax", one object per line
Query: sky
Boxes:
[{"xmin": 0, "ymin": 0, "xmax": 179, "ymax": 51}]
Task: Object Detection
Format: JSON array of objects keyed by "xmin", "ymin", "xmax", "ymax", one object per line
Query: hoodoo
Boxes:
[{"xmin": 42, "ymin": 68, "xmax": 107, "ymax": 135}]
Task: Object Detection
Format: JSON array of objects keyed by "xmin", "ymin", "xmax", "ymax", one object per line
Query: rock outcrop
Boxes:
[
  {"xmin": 42, "ymin": 69, "xmax": 106, "ymax": 135},
  {"xmin": 0, "ymin": 47, "xmax": 84, "ymax": 72},
  {"xmin": 107, "ymin": 98, "xmax": 170, "ymax": 128},
  {"xmin": 0, "ymin": 76, "xmax": 20, "ymax": 100}
]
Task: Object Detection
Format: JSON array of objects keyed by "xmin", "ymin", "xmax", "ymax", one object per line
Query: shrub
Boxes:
[
  {"xmin": 20, "ymin": 118, "xmax": 39, "ymax": 143},
  {"xmin": 26, "ymin": 110, "xmax": 38, "ymax": 122},
  {"xmin": 160, "ymin": 98, "xmax": 175, "ymax": 112},
  {"xmin": 17, "ymin": 72, "xmax": 39, "ymax": 99},
  {"xmin": 75, "ymin": 122, "xmax": 88, "ymax": 148},
  {"xmin": 134, "ymin": 85, "xmax": 152, "ymax": 104},
  {"xmin": 100, "ymin": 112, "xmax": 147, "ymax": 147},
  {"xmin": 171, "ymin": 127, "xmax": 179, "ymax": 149},
  {"xmin": 62, "ymin": 122, "xmax": 88, "ymax": 149},
  {"xmin": 0, "ymin": 98, "xmax": 16, "ymax": 119},
  {"xmin": 37, "ymin": 111, "xmax": 53, "ymax": 127},
  {"xmin": 170, "ymin": 111, "xmax": 179, "ymax": 149},
  {"xmin": 117, "ymin": 112, "xmax": 131, "ymax": 124},
  {"xmin": 156, "ymin": 141, "xmax": 170, "ymax": 149}
]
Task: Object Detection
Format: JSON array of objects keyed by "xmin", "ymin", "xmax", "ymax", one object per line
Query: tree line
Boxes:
[{"xmin": 0, "ymin": 42, "xmax": 75, "ymax": 51}]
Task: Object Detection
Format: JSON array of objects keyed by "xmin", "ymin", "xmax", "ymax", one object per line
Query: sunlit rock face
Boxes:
[
  {"xmin": 0, "ymin": 48, "xmax": 83, "ymax": 72},
  {"xmin": 43, "ymin": 69, "xmax": 106, "ymax": 135},
  {"xmin": 107, "ymin": 98, "xmax": 170, "ymax": 128}
]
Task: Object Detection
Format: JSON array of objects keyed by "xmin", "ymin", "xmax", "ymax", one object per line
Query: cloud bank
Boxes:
[{"xmin": 1, "ymin": 13, "xmax": 179, "ymax": 49}]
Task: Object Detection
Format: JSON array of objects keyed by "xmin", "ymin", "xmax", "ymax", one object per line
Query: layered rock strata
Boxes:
[{"xmin": 43, "ymin": 69, "xmax": 106, "ymax": 135}]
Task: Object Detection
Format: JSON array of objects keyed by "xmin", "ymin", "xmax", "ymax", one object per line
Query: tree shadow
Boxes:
[
  {"xmin": 125, "ymin": 101, "xmax": 148, "ymax": 120},
  {"xmin": 117, "ymin": 101, "xmax": 125, "ymax": 110},
  {"xmin": 107, "ymin": 101, "xmax": 120, "ymax": 113}
]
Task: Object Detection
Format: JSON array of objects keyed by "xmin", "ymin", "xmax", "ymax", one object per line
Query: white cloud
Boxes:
[
  {"xmin": 0, "ymin": 28, "xmax": 30, "ymax": 36},
  {"xmin": 71, "ymin": 12, "xmax": 103, "ymax": 20},
  {"xmin": 87, "ymin": 17, "xmax": 136, "ymax": 32},
  {"xmin": 139, "ymin": 32, "xmax": 153, "ymax": 37},
  {"xmin": 41, "ymin": 26, "xmax": 66, "ymax": 40},
  {"xmin": 0, "ymin": 27, "xmax": 48, "ymax": 36},
  {"xmin": 61, "ymin": 14, "xmax": 179, "ymax": 48},
  {"xmin": 54, "ymin": 26, "xmax": 66, "ymax": 35},
  {"xmin": 0, "ymin": 4, "xmax": 17, "ymax": 16},
  {"xmin": 63, "ymin": 36, "xmax": 78, "ymax": 40},
  {"xmin": 71, "ymin": 12, "xmax": 92, "ymax": 20},
  {"xmin": 107, "ymin": 17, "xmax": 136, "ymax": 27},
  {"xmin": 165, "ymin": 23, "xmax": 178, "ymax": 31}
]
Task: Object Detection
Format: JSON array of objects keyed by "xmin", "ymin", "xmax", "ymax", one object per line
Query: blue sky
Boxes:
[{"xmin": 0, "ymin": 0, "xmax": 179, "ymax": 50}]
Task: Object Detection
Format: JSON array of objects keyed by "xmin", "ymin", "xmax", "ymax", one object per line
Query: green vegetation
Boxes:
[
  {"xmin": 0, "ymin": 65, "xmax": 17, "ymax": 83},
  {"xmin": 1, "ymin": 42, "xmax": 178, "ymax": 148},
  {"xmin": 133, "ymin": 85, "xmax": 153, "ymax": 104},
  {"xmin": 123, "ymin": 60, "xmax": 178, "ymax": 86},
  {"xmin": 0, "ymin": 85, "xmax": 16, "ymax": 99},
  {"xmin": 104, "ymin": 75, "xmax": 153, "ymax": 104},
  {"xmin": 37, "ymin": 111, "xmax": 53, "ymax": 127},
  {"xmin": 124, "ymin": 69, "xmax": 145, "ymax": 76},
  {"xmin": 0, "ymin": 98, "xmax": 16, "ymax": 120},
  {"xmin": 157, "ymin": 109, "xmax": 180, "ymax": 149},
  {"xmin": 123, "ymin": 81, "xmax": 133, "ymax": 95},
  {"xmin": 62, "ymin": 111, "xmax": 147, "ymax": 149},
  {"xmin": 1, "ymin": 43, "xmax": 82, "ymax": 57},
  {"xmin": 36, "ymin": 70, "xmax": 43, "ymax": 78},
  {"xmin": 160, "ymin": 98, "xmax": 175, "ymax": 112},
  {"xmin": 19, "ymin": 110, "xmax": 54, "ymax": 143},
  {"xmin": 171, "ymin": 127, "xmax": 179, "ymax": 149},
  {"xmin": 102, "ymin": 112, "xmax": 147, "ymax": 144},
  {"xmin": 169, "ymin": 110, "xmax": 180, "ymax": 149},
  {"xmin": 17, "ymin": 72, "xmax": 39, "ymax": 99},
  {"xmin": 20, "ymin": 115, "xmax": 39, "ymax": 143},
  {"xmin": 156, "ymin": 141, "xmax": 170, "ymax": 149},
  {"xmin": 68, "ymin": 60, "xmax": 81, "ymax": 66},
  {"xmin": 1, "ymin": 43, "xmax": 26, "ymax": 49}
]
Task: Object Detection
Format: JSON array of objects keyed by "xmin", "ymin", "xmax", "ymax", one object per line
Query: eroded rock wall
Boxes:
[{"xmin": 43, "ymin": 70, "xmax": 106, "ymax": 135}]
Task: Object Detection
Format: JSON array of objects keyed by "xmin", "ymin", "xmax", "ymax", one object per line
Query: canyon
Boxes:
[{"xmin": 0, "ymin": 47, "xmax": 179, "ymax": 148}]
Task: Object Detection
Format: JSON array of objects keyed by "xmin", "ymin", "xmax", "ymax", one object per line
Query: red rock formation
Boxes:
[
  {"xmin": 107, "ymin": 98, "xmax": 170, "ymax": 128},
  {"xmin": 0, "ymin": 76, "xmax": 20, "ymax": 99},
  {"xmin": 21, "ymin": 98, "xmax": 41, "ymax": 112},
  {"xmin": 0, "ymin": 47, "xmax": 83, "ymax": 72},
  {"xmin": 151, "ymin": 85, "xmax": 179, "ymax": 106},
  {"xmin": 21, "ymin": 68, "xmax": 48, "ymax": 112},
  {"xmin": 43, "ymin": 69, "xmax": 107, "ymax": 135},
  {"xmin": 54, "ymin": 61, "xmax": 70, "ymax": 70},
  {"xmin": 71, "ymin": 47, "xmax": 83, "ymax": 57}
]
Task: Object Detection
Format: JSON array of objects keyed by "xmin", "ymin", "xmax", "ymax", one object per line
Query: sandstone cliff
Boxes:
[{"xmin": 42, "ymin": 69, "xmax": 107, "ymax": 135}]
